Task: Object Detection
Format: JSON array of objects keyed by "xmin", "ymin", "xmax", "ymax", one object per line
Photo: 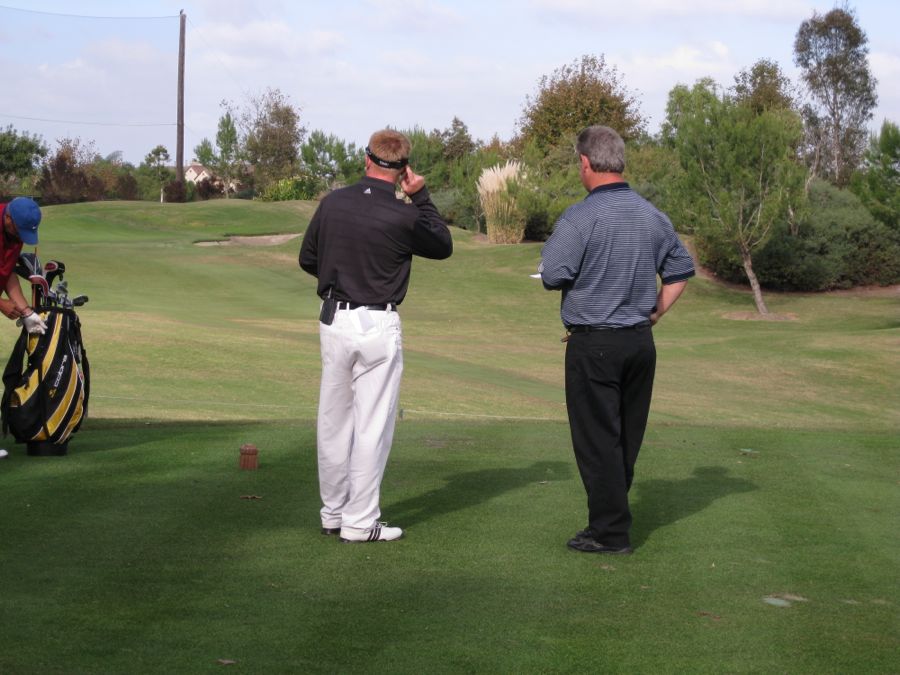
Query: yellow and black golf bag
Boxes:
[{"xmin": 2, "ymin": 307, "xmax": 90, "ymax": 456}]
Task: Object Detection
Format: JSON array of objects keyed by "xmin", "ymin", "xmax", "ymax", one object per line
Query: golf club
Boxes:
[
  {"xmin": 44, "ymin": 260, "xmax": 66, "ymax": 287},
  {"xmin": 54, "ymin": 280, "xmax": 69, "ymax": 308},
  {"xmin": 28, "ymin": 274, "xmax": 50, "ymax": 307},
  {"xmin": 15, "ymin": 252, "xmax": 41, "ymax": 280}
]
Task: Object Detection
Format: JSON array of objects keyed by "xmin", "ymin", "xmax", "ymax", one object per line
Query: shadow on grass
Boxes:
[
  {"xmin": 10, "ymin": 418, "xmax": 271, "ymax": 457},
  {"xmin": 386, "ymin": 460, "xmax": 571, "ymax": 527},
  {"xmin": 630, "ymin": 466, "xmax": 756, "ymax": 547}
]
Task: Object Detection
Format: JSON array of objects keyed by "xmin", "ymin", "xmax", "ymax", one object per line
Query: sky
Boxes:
[{"xmin": 1, "ymin": 0, "xmax": 898, "ymax": 166}]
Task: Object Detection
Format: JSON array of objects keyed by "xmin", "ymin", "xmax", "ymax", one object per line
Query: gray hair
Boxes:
[{"xmin": 576, "ymin": 126, "xmax": 625, "ymax": 174}]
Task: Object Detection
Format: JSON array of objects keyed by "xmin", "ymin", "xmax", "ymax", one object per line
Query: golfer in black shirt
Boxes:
[{"xmin": 299, "ymin": 129, "xmax": 453, "ymax": 543}]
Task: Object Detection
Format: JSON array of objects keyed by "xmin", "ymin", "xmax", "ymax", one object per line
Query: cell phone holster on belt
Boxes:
[{"xmin": 320, "ymin": 294, "xmax": 336, "ymax": 325}]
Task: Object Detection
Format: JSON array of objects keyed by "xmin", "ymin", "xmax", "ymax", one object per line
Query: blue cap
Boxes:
[{"xmin": 7, "ymin": 197, "xmax": 41, "ymax": 245}]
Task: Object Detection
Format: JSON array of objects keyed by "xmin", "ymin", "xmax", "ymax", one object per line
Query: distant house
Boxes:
[{"xmin": 184, "ymin": 162, "xmax": 213, "ymax": 184}]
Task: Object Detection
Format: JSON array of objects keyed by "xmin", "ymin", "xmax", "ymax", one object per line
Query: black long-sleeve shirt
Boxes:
[{"xmin": 299, "ymin": 176, "xmax": 453, "ymax": 304}]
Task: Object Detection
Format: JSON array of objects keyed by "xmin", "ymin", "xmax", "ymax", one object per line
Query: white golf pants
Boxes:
[{"xmin": 317, "ymin": 306, "xmax": 403, "ymax": 533}]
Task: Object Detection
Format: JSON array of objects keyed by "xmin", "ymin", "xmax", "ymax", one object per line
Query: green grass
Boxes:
[{"xmin": 0, "ymin": 200, "xmax": 897, "ymax": 673}]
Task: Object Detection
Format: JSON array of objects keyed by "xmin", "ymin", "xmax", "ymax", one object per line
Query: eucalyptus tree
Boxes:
[{"xmin": 794, "ymin": 6, "xmax": 878, "ymax": 186}]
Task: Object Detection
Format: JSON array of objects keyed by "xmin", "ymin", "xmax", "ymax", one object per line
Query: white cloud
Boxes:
[
  {"xmin": 623, "ymin": 42, "xmax": 736, "ymax": 82},
  {"xmin": 363, "ymin": 0, "xmax": 463, "ymax": 31},
  {"xmin": 186, "ymin": 19, "xmax": 349, "ymax": 85},
  {"xmin": 190, "ymin": 0, "xmax": 288, "ymax": 23},
  {"xmin": 531, "ymin": 0, "xmax": 810, "ymax": 21},
  {"xmin": 608, "ymin": 42, "xmax": 739, "ymax": 130},
  {"xmin": 306, "ymin": 30, "xmax": 347, "ymax": 55},
  {"xmin": 870, "ymin": 51, "xmax": 900, "ymax": 80},
  {"xmin": 870, "ymin": 50, "xmax": 900, "ymax": 126},
  {"xmin": 85, "ymin": 38, "xmax": 164, "ymax": 65}
]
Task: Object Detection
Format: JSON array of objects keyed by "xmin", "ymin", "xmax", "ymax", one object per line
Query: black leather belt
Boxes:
[
  {"xmin": 337, "ymin": 301, "xmax": 394, "ymax": 311},
  {"xmin": 567, "ymin": 321, "xmax": 651, "ymax": 332}
]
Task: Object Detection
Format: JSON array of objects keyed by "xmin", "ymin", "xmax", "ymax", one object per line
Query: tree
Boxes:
[
  {"xmin": 239, "ymin": 88, "xmax": 305, "ymax": 192},
  {"xmin": 441, "ymin": 117, "xmax": 476, "ymax": 161},
  {"xmin": 518, "ymin": 54, "xmax": 645, "ymax": 150},
  {"xmin": 299, "ymin": 130, "xmax": 364, "ymax": 193},
  {"xmin": 36, "ymin": 138, "xmax": 103, "ymax": 205},
  {"xmin": 0, "ymin": 125, "xmax": 47, "ymax": 193},
  {"xmin": 194, "ymin": 138, "xmax": 215, "ymax": 168},
  {"xmin": 404, "ymin": 126, "xmax": 448, "ymax": 185},
  {"xmin": 623, "ymin": 138, "xmax": 687, "ymax": 231},
  {"xmin": 850, "ymin": 119, "xmax": 900, "ymax": 230},
  {"xmin": 666, "ymin": 79, "xmax": 805, "ymax": 314},
  {"xmin": 115, "ymin": 173, "xmax": 140, "ymax": 200},
  {"xmin": 144, "ymin": 145, "xmax": 172, "ymax": 202},
  {"xmin": 85, "ymin": 151, "xmax": 130, "ymax": 200},
  {"xmin": 515, "ymin": 135, "xmax": 583, "ymax": 240},
  {"xmin": 794, "ymin": 6, "xmax": 878, "ymax": 187},
  {"xmin": 732, "ymin": 59, "xmax": 797, "ymax": 114},
  {"xmin": 195, "ymin": 108, "xmax": 242, "ymax": 198}
]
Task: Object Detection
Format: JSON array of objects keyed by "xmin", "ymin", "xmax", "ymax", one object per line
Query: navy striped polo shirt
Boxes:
[{"xmin": 540, "ymin": 182, "xmax": 695, "ymax": 328}]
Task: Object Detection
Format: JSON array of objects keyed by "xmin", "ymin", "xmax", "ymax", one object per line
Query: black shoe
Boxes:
[
  {"xmin": 321, "ymin": 527, "xmax": 341, "ymax": 535},
  {"xmin": 567, "ymin": 534, "xmax": 633, "ymax": 555}
]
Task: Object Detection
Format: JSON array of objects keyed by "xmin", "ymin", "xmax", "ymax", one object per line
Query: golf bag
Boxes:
[{"xmin": 1, "ymin": 255, "xmax": 90, "ymax": 456}]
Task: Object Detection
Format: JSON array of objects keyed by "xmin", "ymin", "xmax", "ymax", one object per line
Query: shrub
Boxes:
[
  {"xmin": 114, "ymin": 174, "xmax": 139, "ymax": 200},
  {"xmin": 477, "ymin": 161, "xmax": 526, "ymax": 244},
  {"xmin": 842, "ymin": 215, "xmax": 900, "ymax": 286},
  {"xmin": 258, "ymin": 175, "xmax": 321, "ymax": 202},
  {"xmin": 513, "ymin": 137, "xmax": 584, "ymax": 241},
  {"xmin": 803, "ymin": 180, "xmax": 900, "ymax": 287},
  {"xmin": 163, "ymin": 180, "xmax": 187, "ymax": 203},
  {"xmin": 749, "ymin": 180, "xmax": 900, "ymax": 290},
  {"xmin": 753, "ymin": 218, "xmax": 850, "ymax": 291},
  {"xmin": 195, "ymin": 178, "xmax": 223, "ymax": 200},
  {"xmin": 430, "ymin": 187, "xmax": 479, "ymax": 231}
]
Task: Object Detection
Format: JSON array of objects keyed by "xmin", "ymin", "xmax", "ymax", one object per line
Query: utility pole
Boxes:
[{"xmin": 176, "ymin": 10, "xmax": 185, "ymax": 184}]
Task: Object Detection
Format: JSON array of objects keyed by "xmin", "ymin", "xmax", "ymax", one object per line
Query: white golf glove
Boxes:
[{"xmin": 22, "ymin": 312, "xmax": 47, "ymax": 335}]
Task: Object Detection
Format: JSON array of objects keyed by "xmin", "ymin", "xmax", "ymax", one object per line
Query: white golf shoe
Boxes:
[
  {"xmin": 339, "ymin": 522, "xmax": 403, "ymax": 543},
  {"xmin": 0, "ymin": 449, "xmax": 8, "ymax": 459}
]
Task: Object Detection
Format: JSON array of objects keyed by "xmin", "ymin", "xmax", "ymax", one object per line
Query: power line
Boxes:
[
  {"xmin": 0, "ymin": 4, "xmax": 177, "ymax": 19},
  {"xmin": 0, "ymin": 113, "xmax": 174, "ymax": 127}
]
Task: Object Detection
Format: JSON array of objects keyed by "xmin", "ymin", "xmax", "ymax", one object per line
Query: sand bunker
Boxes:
[{"xmin": 195, "ymin": 233, "xmax": 302, "ymax": 247}]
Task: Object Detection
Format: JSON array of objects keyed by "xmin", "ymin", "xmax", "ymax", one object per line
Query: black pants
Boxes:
[{"xmin": 565, "ymin": 325, "xmax": 656, "ymax": 548}]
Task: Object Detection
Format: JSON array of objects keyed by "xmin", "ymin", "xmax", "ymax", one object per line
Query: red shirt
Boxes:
[{"xmin": 0, "ymin": 203, "xmax": 25, "ymax": 289}]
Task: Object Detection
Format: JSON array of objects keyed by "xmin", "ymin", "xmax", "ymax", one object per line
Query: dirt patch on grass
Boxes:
[
  {"xmin": 196, "ymin": 233, "xmax": 302, "ymax": 247},
  {"xmin": 826, "ymin": 284, "xmax": 900, "ymax": 298},
  {"xmin": 722, "ymin": 311, "xmax": 798, "ymax": 321}
]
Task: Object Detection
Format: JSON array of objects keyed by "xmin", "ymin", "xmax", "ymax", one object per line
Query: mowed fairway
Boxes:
[{"xmin": 0, "ymin": 199, "xmax": 897, "ymax": 674}]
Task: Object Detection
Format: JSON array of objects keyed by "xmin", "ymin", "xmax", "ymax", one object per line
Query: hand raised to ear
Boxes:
[{"xmin": 400, "ymin": 168, "xmax": 425, "ymax": 196}]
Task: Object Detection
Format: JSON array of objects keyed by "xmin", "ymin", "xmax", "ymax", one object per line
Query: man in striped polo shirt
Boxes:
[{"xmin": 541, "ymin": 125, "xmax": 695, "ymax": 554}]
